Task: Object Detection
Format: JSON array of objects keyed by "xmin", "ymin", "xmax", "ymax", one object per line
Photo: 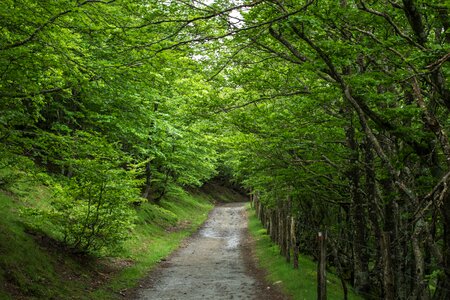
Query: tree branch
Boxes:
[
  {"xmin": 130, "ymin": 0, "xmax": 315, "ymax": 54},
  {"xmin": 269, "ymin": 27, "xmax": 308, "ymax": 62},
  {"xmin": 207, "ymin": 41, "xmax": 255, "ymax": 81},
  {"xmin": 426, "ymin": 52, "xmax": 450, "ymax": 72},
  {"xmin": 1, "ymin": 0, "xmax": 116, "ymax": 51},
  {"xmin": 357, "ymin": 0, "xmax": 426, "ymax": 51},
  {"xmin": 219, "ymin": 90, "xmax": 310, "ymax": 112},
  {"xmin": 0, "ymin": 85, "xmax": 72, "ymax": 98},
  {"xmin": 1, "ymin": 10, "xmax": 72, "ymax": 51},
  {"xmin": 251, "ymin": 38, "xmax": 305, "ymax": 65},
  {"xmin": 124, "ymin": 1, "xmax": 264, "ymax": 30},
  {"xmin": 401, "ymin": 0, "xmax": 427, "ymax": 45}
]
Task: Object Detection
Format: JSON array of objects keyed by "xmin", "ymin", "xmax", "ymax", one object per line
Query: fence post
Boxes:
[{"xmin": 317, "ymin": 231, "xmax": 327, "ymax": 300}]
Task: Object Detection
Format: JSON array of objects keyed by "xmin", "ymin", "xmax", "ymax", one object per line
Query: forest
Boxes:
[{"xmin": 1, "ymin": 0, "xmax": 449, "ymax": 299}]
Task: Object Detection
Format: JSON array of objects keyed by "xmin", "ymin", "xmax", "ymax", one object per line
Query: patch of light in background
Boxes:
[
  {"xmin": 191, "ymin": 0, "xmax": 247, "ymax": 62},
  {"xmin": 198, "ymin": 0, "xmax": 246, "ymax": 28}
]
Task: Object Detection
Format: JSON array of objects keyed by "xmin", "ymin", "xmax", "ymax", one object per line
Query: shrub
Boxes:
[{"xmin": 48, "ymin": 160, "xmax": 142, "ymax": 254}]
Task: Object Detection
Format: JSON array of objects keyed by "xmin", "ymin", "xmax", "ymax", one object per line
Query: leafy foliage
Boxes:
[
  {"xmin": 1, "ymin": 0, "xmax": 219, "ymax": 254},
  {"xmin": 50, "ymin": 162, "xmax": 140, "ymax": 254},
  {"xmin": 2, "ymin": 0, "xmax": 450, "ymax": 298}
]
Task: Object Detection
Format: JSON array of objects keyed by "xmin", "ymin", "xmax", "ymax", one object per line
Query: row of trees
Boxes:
[
  {"xmin": 162, "ymin": 0, "xmax": 448, "ymax": 298},
  {"xmin": 1, "ymin": 0, "xmax": 218, "ymax": 253},
  {"xmin": 115, "ymin": 0, "xmax": 449, "ymax": 296},
  {"xmin": 2, "ymin": 1, "xmax": 449, "ymax": 298}
]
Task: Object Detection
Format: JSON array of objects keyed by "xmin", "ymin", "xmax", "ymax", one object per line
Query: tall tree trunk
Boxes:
[
  {"xmin": 436, "ymin": 198, "xmax": 450, "ymax": 299},
  {"xmin": 345, "ymin": 115, "xmax": 370, "ymax": 293},
  {"xmin": 412, "ymin": 78, "xmax": 450, "ymax": 299},
  {"xmin": 141, "ymin": 160, "xmax": 152, "ymax": 199},
  {"xmin": 364, "ymin": 139, "xmax": 383, "ymax": 295},
  {"xmin": 285, "ymin": 203, "xmax": 291, "ymax": 263},
  {"xmin": 381, "ymin": 231, "xmax": 396, "ymax": 300},
  {"xmin": 411, "ymin": 220, "xmax": 429, "ymax": 299},
  {"xmin": 279, "ymin": 208, "xmax": 285, "ymax": 255}
]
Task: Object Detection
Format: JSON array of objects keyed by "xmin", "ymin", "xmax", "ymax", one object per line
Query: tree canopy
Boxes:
[{"xmin": 1, "ymin": 0, "xmax": 450, "ymax": 298}]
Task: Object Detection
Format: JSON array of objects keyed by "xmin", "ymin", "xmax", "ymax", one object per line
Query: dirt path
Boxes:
[{"xmin": 133, "ymin": 202, "xmax": 287, "ymax": 300}]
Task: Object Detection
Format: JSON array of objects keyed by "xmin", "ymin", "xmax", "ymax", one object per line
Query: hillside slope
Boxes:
[{"xmin": 0, "ymin": 179, "xmax": 237, "ymax": 299}]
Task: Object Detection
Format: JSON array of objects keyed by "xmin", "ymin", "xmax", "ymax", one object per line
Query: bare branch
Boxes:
[{"xmin": 426, "ymin": 52, "xmax": 450, "ymax": 72}]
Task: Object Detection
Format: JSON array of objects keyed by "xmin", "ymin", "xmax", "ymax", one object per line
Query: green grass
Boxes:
[
  {"xmin": 92, "ymin": 189, "xmax": 213, "ymax": 298},
  {"xmin": 247, "ymin": 206, "xmax": 363, "ymax": 300},
  {"xmin": 0, "ymin": 191, "xmax": 91, "ymax": 299},
  {"xmin": 0, "ymin": 175, "xmax": 214, "ymax": 299},
  {"xmin": 1, "ymin": 162, "xmax": 251, "ymax": 299}
]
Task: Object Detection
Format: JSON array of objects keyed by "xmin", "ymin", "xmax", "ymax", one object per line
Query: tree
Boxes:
[
  {"xmin": 170, "ymin": 0, "xmax": 449, "ymax": 298},
  {"xmin": 1, "ymin": 0, "xmax": 220, "ymax": 253}
]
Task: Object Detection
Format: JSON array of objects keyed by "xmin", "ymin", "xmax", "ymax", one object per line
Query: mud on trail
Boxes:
[{"xmin": 133, "ymin": 203, "xmax": 288, "ymax": 300}]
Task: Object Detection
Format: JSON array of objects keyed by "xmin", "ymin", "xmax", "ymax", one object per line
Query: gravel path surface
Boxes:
[{"xmin": 134, "ymin": 202, "xmax": 287, "ymax": 300}]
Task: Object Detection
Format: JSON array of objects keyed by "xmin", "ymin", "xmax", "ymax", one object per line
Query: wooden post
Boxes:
[{"xmin": 317, "ymin": 231, "xmax": 327, "ymax": 300}]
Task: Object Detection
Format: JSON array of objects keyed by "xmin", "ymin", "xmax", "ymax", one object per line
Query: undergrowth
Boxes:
[{"xmin": 0, "ymin": 174, "xmax": 214, "ymax": 299}]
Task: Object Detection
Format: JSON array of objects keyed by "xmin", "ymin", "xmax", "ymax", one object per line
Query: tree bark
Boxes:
[
  {"xmin": 291, "ymin": 216, "xmax": 299, "ymax": 269},
  {"xmin": 344, "ymin": 114, "xmax": 370, "ymax": 294},
  {"xmin": 141, "ymin": 160, "xmax": 152, "ymax": 199},
  {"xmin": 381, "ymin": 231, "xmax": 396, "ymax": 300}
]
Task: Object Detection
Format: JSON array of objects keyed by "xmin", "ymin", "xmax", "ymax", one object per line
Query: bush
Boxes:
[{"xmin": 48, "ymin": 160, "xmax": 142, "ymax": 254}]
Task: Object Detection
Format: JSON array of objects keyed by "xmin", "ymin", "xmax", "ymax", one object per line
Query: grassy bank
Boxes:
[
  {"xmin": 92, "ymin": 190, "xmax": 214, "ymax": 298},
  {"xmin": 0, "ymin": 180, "xmax": 214, "ymax": 299},
  {"xmin": 247, "ymin": 206, "xmax": 362, "ymax": 300}
]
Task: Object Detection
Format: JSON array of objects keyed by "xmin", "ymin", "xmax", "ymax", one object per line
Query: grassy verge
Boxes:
[
  {"xmin": 92, "ymin": 189, "xmax": 213, "ymax": 298},
  {"xmin": 0, "ymin": 181, "xmax": 214, "ymax": 299},
  {"xmin": 247, "ymin": 206, "xmax": 362, "ymax": 300}
]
